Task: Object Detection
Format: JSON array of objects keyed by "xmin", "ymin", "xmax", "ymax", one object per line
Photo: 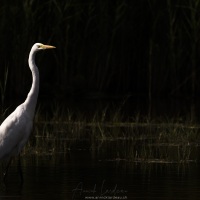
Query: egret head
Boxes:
[{"xmin": 32, "ymin": 43, "xmax": 56, "ymax": 53}]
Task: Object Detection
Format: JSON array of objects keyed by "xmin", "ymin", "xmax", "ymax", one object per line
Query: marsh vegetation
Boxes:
[
  {"xmin": 1, "ymin": 1, "xmax": 200, "ymax": 165},
  {"xmin": 19, "ymin": 101, "xmax": 200, "ymax": 164}
]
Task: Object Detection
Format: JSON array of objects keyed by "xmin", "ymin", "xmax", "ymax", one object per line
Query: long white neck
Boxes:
[{"xmin": 24, "ymin": 49, "xmax": 39, "ymax": 119}]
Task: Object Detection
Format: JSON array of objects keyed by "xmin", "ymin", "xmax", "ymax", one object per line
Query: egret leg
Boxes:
[
  {"xmin": 17, "ymin": 155, "xmax": 23, "ymax": 184},
  {"xmin": 3, "ymin": 158, "xmax": 12, "ymax": 183},
  {"xmin": 2, "ymin": 156, "xmax": 24, "ymax": 186}
]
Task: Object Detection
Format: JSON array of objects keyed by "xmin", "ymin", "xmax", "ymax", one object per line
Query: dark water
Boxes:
[{"xmin": 1, "ymin": 151, "xmax": 200, "ymax": 199}]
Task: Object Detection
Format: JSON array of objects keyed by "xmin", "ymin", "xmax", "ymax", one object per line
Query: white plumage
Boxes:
[{"xmin": 0, "ymin": 43, "xmax": 55, "ymax": 182}]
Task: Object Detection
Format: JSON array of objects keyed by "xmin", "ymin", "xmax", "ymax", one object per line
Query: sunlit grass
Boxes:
[{"xmin": 22, "ymin": 104, "xmax": 200, "ymax": 164}]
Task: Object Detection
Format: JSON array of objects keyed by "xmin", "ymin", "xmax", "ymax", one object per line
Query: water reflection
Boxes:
[{"xmin": 1, "ymin": 152, "xmax": 200, "ymax": 199}]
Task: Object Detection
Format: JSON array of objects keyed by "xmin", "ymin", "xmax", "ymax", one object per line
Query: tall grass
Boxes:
[
  {"xmin": 0, "ymin": 67, "xmax": 8, "ymax": 121},
  {"xmin": 1, "ymin": 1, "xmax": 200, "ymax": 109},
  {"xmin": 0, "ymin": 67, "xmax": 7, "ymax": 105},
  {"xmin": 21, "ymin": 103, "xmax": 200, "ymax": 164}
]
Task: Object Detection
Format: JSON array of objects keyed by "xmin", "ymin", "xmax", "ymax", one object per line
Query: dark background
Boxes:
[{"xmin": 0, "ymin": 0, "xmax": 200, "ymax": 119}]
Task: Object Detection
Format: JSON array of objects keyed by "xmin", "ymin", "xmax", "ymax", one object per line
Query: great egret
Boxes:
[{"xmin": 0, "ymin": 43, "xmax": 55, "ymax": 182}]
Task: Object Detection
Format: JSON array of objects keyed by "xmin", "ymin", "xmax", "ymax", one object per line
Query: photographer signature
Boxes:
[{"xmin": 72, "ymin": 180, "xmax": 127, "ymax": 199}]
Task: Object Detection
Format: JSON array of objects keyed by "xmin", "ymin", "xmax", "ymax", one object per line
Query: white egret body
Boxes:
[{"xmin": 0, "ymin": 43, "xmax": 55, "ymax": 181}]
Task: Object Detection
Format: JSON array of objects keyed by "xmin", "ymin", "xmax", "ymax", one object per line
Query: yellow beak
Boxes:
[{"xmin": 41, "ymin": 44, "xmax": 56, "ymax": 49}]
